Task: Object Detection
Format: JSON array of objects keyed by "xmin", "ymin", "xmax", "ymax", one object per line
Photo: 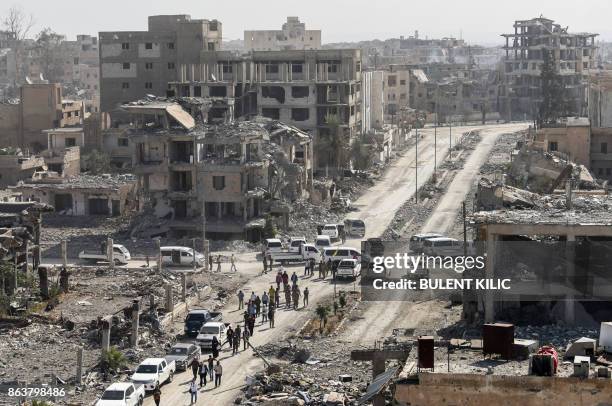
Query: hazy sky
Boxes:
[{"xmin": 7, "ymin": 0, "xmax": 612, "ymax": 45}]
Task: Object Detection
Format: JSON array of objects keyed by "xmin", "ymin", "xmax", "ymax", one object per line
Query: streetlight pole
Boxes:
[
  {"xmin": 415, "ymin": 126, "xmax": 418, "ymax": 203},
  {"xmin": 434, "ymin": 124, "xmax": 437, "ymax": 173},
  {"xmin": 449, "ymin": 120, "xmax": 452, "ymax": 153}
]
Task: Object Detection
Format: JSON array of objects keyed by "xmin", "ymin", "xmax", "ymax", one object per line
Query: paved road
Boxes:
[{"xmin": 133, "ymin": 123, "xmax": 527, "ymax": 405}]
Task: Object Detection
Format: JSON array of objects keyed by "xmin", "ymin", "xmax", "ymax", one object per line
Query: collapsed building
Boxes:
[
  {"xmin": 126, "ymin": 99, "xmax": 312, "ymax": 240},
  {"xmin": 11, "ymin": 174, "xmax": 137, "ymax": 216}
]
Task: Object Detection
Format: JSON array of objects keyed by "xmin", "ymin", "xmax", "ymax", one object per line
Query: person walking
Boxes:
[
  {"xmin": 207, "ymin": 355, "xmax": 214, "ymax": 381},
  {"xmin": 262, "ymin": 292, "xmax": 269, "ymax": 320},
  {"xmin": 303, "ymin": 286, "xmax": 309, "ymax": 307},
  {"xmin": 233, "ymin": 325, "xmax": 241, "ymax": 354},
  {"xmin": 198, "ymin": 359, "xmax": 208, "ymax": 387},
  {"xmin": 249, "ymin": 314, "xmax": 256, "ymax": 337},
  {"xmin": 282, "ymin": 270, "xmax": 289, "ymax": 287},
  {"xmin": 263, "ymin": 254, "xmax": 268, "ymax": 274},
  {"xmin": 292, "ymin": 285, "xmax": 301, "ymax": 310},
  {"xmin": 290, "ymin": 271, "xmax": 298, "ymax": 286},
  {"xmin": 275, "ymin": 271, "xmax": 282, "ymax": 290},
  {"xmin": 214, "ymin": 361, "xmax": 223, "ymax": 387},
  {"xmin": 152, "ymin": 384, "xmax": 161, "ymax": 406},
  {"xmin": 208, "ymin": 255, "xmax": 213, "ymax": 271},
  {"xmin": 189, "ymin": 357, "xmax": 199, "ymax": 380},
  {"xmin": 254, "ymin": 295, "xmax": 261, "ymax": 317},
  {"xmin": 268, "ymin": 286, "xmax": 275, "ymax": 302},
  {"xmin": 230, "ymin": 253, "xmax": 238, "ymax": 272},
  {"xmin": 268, "ymin": 304, "xmax": 275, "ymax": 328},
  {"xmin": 274, "ymin": 288, "xmax": 280, "ymax": 308},
  {"xmin": 226, "ymin": 325, "xmax": 234, "ymax": 348},
  {"xmin": 285, "ymin": 287, "xmax": 291, "ymax": 309},
  {"xmin": 340, "ymin": 228, "xmax": 346, "ymax": 244},
  {"xmin": 216, "ymin": 254, "xmax": 222, "ymax": 272},
  {"xmin": 189, "ymin": 379, "xmax": 198, "ymax": 404},
  {"xmin": 243, "ymin": 324, "xmax": 250, "ymax": 350},
  {"xmin": 319, "ymin": 260, "xmax": 324, "ymax": 279},
  {"xmin": 211, "ymin": 336, "xmax": 220, "ymax": 359},
  {"xmin": 237, "ymin": 290, "xmax": 245, "ymax": 310}
]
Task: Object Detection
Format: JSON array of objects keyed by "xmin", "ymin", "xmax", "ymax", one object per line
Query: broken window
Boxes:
[
  {"xmin": 209, "ymin": 21, "xmax": 218, "ymax": 31},
  {"xmin": 121, "ymin": 42, "xmax": 129, "ymax": 50},
  {"xmin": 122, "ymin": 82, "xmax": 129, "ymax": 89},
  {"xmin": 291, "ymin": 63, "xmax": 303, "ymax": 73},
  {"xmin": 213, "ymin": 176, "xmax": 225, "ymax": 190},
  {"xmin": 145, "ymin": 82, "xmax": 153, "ymax": 89},
  {"xmin": 261, "ymin": 86, "xmax": 285, "ymax": 103},
  {"xmin": 291, "ymin": 86, "xmax": 309, "ymax": 98},
  {"xmin": 221, "ymin": 62, "xmax": 232, "ymax": 73},
  {"xmin": 326, "ymin": 86, "xmax": 339, "ymax": 103},
  {"xmin": 145, "ymin": 62, "xmax": 153, "ymax": 69},
  {"xmin": 168, "ymin": 62, "xmax": 175, "ymax": 69},
  {"xmin": 265, "ymin": 64, "xmax": 279, "ymax": 74},
  {"xmin": 602, "ymin": 143, "xmax": 608, "ymax": 154},
  {"xmin": 210, "ymin": 86, "xmax": 227, "ymax": 97},
  {"xmin": 193, "ymin": 86, "xmax": 202, "ymax": 97},
  {"xmin": 118, "ymin": 138, "xmax": 129, "ymax": 147},
  {"xmin": 400, "ymin": 79, "xmax": 406, "ymax": 85},
  {"xmin": 122, "ymin": 62, "xmax": 130, "ymax": 69},
  {"xmin": 65, "ymin": 138, "xmax": 76, "ymax": 147},
  {"xmin": 549, "ymin": 141, "xmax": 558, "ymax": 152},
  {"xmin": 291, "ymin": 108, "xmax": 309, "ymax": 121},
  {"xmin": 168, "ymin": 42, "xmax": 175, "ymax": 49},
  {"xmin": 262, "ymin": 108, "xmax": 280, "ymax": 120},
  {"xmin": 608, "ymin": 168, "xmax": 612, "ymax": 176},
  {"xmin": 388, "ymin": 75, "xmax": 397, "ymax": 87},
  {"xmin": 207, "ymin": 42, "xmax": 215, "ymax": 51},
  {"xmin": 145, "ymin": 42, "xmax": 153, "ymax": 49}
]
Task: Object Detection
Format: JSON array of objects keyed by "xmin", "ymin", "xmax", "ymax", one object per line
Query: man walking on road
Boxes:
[
  {"xmin": 226, "ymin": 325, "xmax": 234, "ymax": 348},
  {"xmin": 189, "ymin": 358, "xmax": 199, "ymax": 380},
  {"xmin": 208, "ymin": 255, "xmax": 213, "ymax": 271},
  {"xmin": 263, "ymin": 255, "xmax": 268, "ymax": 274},
  {"xmin": 319, "ymin": 260, "xmax": 324, "ymax": 279},
  {"xmin": 207, "ymin": 355, "xmax": 214, "ymax": 381},
  {"xmin": 268, "ymin": 304, "xmax": 275, "ymax": 328},
  {"xmin": 198, "ymin": 359, "xmax": 208, "ymax": 387},
  {"xmin": 303, "ymin": 286, "xmax": 309, "ymax": 307},
  {"xmin": 237, "ymin": 290, "xmax": 244, "ymax": 310},
  {"xmin": 153, "ymin": 384, "xmax": 161, "ymax": 406},
  {"xmin": 275, "ymin": 271, "xmax": 282, "ymax": 290},
  {"xmin": 233, "ymin": 325, "xmax": 241, "ymax": 354},
  {"xmin": 285, "ymin": 287, "xmax": 291, "ymax": 309},
  {"xmin": 291, "ymin": 271, "xmax": 298, "ymax": 286},
  {"xmin": 292, "ymin": 285, "xmax": 301, "ymax": 310},
  {"xmin": 216, "ymin": 254, "xmax": 222, "ymax": 272},
  {"xmin": 274, "ymin": 288, "xmax": 280, "ymax": 308},
  {"xmin": 214, "ymin": 361, "xmax": 223, "ymax": 387},
  {"xmin": 189, "ymin": 379, "xmax": 198, "ymax": 404},
  {"xmin": 243, "ymin": 324, "xmax": 250, "ymax": 350},
  {"xmin": 230, "ymin": 253, "xmax": 238, "ymax": 272}
]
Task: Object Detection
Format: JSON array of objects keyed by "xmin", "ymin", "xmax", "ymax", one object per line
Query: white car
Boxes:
[
  {"xmin": 409, "ymin": 233, "xmax": 443, "ymax": 253},
  {"xmin": 131, "ymin": 358, "xmax": 175, "ymax": 391},
  {"xmin": 321, "ymin": 224, "xmax": 339, "ymax": 239},
  {"xmin": 288, "ymin": 237, "xmax": 306, "ymax": 253},
  {"xmin": 315, "ymin": 235, "xmax": 332, "ymax": 251},
  {"xmin": 263, "ymin": 238, "xmax": 283, "ymax": 256},
  {"xmin": 96, "ymin": 382, "xmax": 144, "ymax": 406},
  {"xmin": 196, "ymin": 321, "xmax": 227, "ymax": 349},
  {"xmin": 322, "ymin": 246, "xmax": 361, "ymax": 264},
  {"xmin": 160, "ymin": 246, "xmax": 205, "ymax": 267},
  {"xmin": 336, "ymin": 259, "xmax": 361, "ymax": 280}
]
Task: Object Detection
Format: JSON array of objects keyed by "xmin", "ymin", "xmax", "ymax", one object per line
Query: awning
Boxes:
[{"xmin": 358, "ymin": 366, "xmax": 400, "ymax": 405}]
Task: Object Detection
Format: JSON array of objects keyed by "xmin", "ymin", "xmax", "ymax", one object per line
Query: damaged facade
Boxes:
[
  {"xmin": 244, "ymin": 17, "xmax": 321, "ymax": 51},
  {"xmin": 127, "ymin": 100, "xmax": 312, "ymax": 239}
]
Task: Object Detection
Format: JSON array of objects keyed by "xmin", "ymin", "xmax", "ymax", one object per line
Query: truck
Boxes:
[
  {"xmin": 269, "ymin": 243, "xmax": 321, "ymax": 264},
  {"xmin": 288, "ymin": 236, "xmax": 306, "ymax": 253},
  {"xmin": 79, "ymin": 244, "xmax": 131, "ymax": 265},
  {"xmin": 96, "ymin": 382, "xmax": 145, "ymax": 406},
  {"xmin": 196, "ymin": 321, "xmax": 227, "ymax": 350},
  {"xmin": 184, "ymin": 309, "xmax": 223, "ymax": 337},
  {"xmin": 160, "ymin": 246, "xmax": 205, "ymax": 267},
  {"xmin": 165, "ymin": 342, "xmax": 201, "ymax": 372},
  {"xmin": 130, "ymin": 358, "xmax": 176, "ymax": 391}
]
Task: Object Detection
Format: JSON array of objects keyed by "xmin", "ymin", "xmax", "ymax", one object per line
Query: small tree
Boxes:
[
  {"xmin": 81, "ymin": 149, "xmax": 112, "ymax": 175},
  {"xmin": 101, "ymin": 346, "xmax": 127, "ymax": 373},
  {"xmin": 538, "ymin": 49, "xmax": 571, "ymax": 127},
  {"xmin": 315, "ymin": 304, "xmax": 330, "ymax": 331},
  {"xmin": 263, "ymin": 215, "xmax": 277, "ymax": 239}
]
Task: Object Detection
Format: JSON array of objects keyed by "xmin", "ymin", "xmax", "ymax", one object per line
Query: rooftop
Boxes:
[{"xmin": 16, "ymin": 174, "xmax": 136, "ymax": 191}]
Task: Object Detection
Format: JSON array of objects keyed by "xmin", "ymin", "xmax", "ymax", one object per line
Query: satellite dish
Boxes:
[{"xmin": 211, "ymin": 74, "xmax": 216, "ymax": 81}]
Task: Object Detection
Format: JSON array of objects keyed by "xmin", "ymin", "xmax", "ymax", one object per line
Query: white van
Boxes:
[
  {"xmin": 409, "ymin": 233, "xmax": 443, "ymax": 253},
  {"xmin": 422, "ymin": 237, "xmax": 462, "ymax": 257},
  {"xmin": 322, "ymin": 246, "xmax": 361, "ymax": 264},
  {"xmin": 321, "ymin": 224, "xmax": 339, "ymax": 239},
  {"xmin": 160, "ymin": 246, "xmax": 205, "ymax": 267},
  {"xmin": 315, "ymin": 235, "xmax": 332, "ymax": 251},
  {"xmin": 344, "ymin": 219, "xmax": 366, "ymax": 237},
  {"xmin": 263, "ymin": 238, "xmax": 283, "ymax": 255}
]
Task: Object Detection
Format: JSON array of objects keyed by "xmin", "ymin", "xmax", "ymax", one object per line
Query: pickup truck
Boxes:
[
  {"xmin": 288, "ymin": 236, "xmax": 306, "ymax": 253},
  {"xmin": 196, "ymin": 321, "xmax": 227, "ymax": 349},
  {"xmin": 336, "ymin": 259, "xmax": 361, "ymax": 280},
  {"xmin": 165, "ymin": 342, "xmax": 201, "ymax": 371},
  {"xmin": 269, "ymin": 243, "xmax": 321, "ymax": 264},
  {"xmin": 96, "ymin": 382, "xmax": 144, "ymax": 406},
  {"xmin": 184, "ymin": 309, "xmax": 223, "ymax": 337},
  {"xmin": 79, "ymin": 244, "xmax": 131, "ymax": 265},
  {"xmin": 131, "ymin": 358, "xmax": 175, "ymax": 391}
]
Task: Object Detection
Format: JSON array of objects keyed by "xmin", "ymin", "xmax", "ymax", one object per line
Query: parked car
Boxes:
[
  {"xmin": 130, "ymin": 358, "xmax": 175, "ymax": 391},
  {"xmin": 79, "ymin": 244, "xmax": 131, "ymax": 265},
  {"xmin": 288, "ymin": 236, "xmax": 306, "ymax": 253},
  {"xmin": 336, "ymin": 259, "xmax": 361, "ymax": 280},
  {"xmin": 321, "ymin": 224, "xmax": 339, "ymax": 239},
  {"xmin": 196, "ymin": 321, "xmax": 227, "ymax": 350},
  {"xmin": 263, "ymin": 238, "xmax": 283, "ymax": 256},
  {"xmin": 160, "ymin": 246, "xmax": 205, "ymax": 267},
  {"xmin": 269, "ymin": 244, "xmax": 321, "ymax": 264},
  {"xmin": 165, "ymin": 343, "xmax": 201, "ymax": 372},
  {"xmin": 96, "ymin": 382, "xmax": 144, "ymax": 406},
  {"xmin": 344, "ymin": 219, "xmax": 366, "ymax": 237},
  {"xmin": 409, "ymin": 233, "xmax": 443, "ymax": 253},
  {"xmin": 315, "ymin": 235, "xmax": 332, "ymax": 251},
  {"xmin": 184, "ymin": 309, "xmax": 222, "ymax": 337}
]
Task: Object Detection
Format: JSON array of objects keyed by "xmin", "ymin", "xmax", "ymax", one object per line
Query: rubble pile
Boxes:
[
  {"xmin": 514, "ymin": 325, "xmax": 599, "ymax": 350},
  {"xmin": 288, "ymin": 200, "xmax": 342, "ymax": 239}
]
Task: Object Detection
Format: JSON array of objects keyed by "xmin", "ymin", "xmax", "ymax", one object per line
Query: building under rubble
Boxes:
[{"xmin": 126, "ymin": 100, "xmax": 312, "ymax": 239}]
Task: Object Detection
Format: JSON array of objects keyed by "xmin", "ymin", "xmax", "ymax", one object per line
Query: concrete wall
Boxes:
[
  {"xmin": 0, "ymin": 103, "xmax": 20, "ymax": 147},
  {"xmin": 21, "ymin": 84, "xmax": 63, "ymax": 150},
  {"xmin": 536, "ymin": 125, "xmax": 591, "ymax": 166},
  {"xmin": 590, "ymin": 127, "xmax": 612, "ymax": 180},
  {"xmin": 395, "ymin": 373, "xmax": 612, "ymax": 406}
]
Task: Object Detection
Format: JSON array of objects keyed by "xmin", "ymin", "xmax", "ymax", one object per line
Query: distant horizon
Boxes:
[{"xmin": 5, "ymin": 0, "xmax": 612, "ymax": 46}]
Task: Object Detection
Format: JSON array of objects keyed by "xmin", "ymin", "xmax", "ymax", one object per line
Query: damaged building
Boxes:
[
  {"xmin": 12, "ymin": 174, "xmax": 137, "ymax": 216},
  {"xmin": 127, "ymin": 100, "xmax": 312, "ymax": 240}
]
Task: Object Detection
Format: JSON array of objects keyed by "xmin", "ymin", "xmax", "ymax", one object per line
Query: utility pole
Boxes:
[
  {"xmin": 462, "ymin": 202, "xmax": 467, "ymax": 257},
  {"xmin": 449, "ymin": 120, "xmax": 452, "ymax": 154},
  {"xmin": 434, "ymin": 124, "xmax": 437, "ymax": 173},
  {"xmin": 415, "ymin": 126, "xmax": 418, "ymax": 203},
  {"xmin": 202, "ymin": 200, "xmax": 208, "ymax": 271}
]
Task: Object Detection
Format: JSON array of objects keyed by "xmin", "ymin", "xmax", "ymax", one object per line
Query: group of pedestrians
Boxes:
[
  {"xmin": 208, "ymin": 253, "xmax": 239, "ymax": 273},
  {"xmin": 183, "ymin": 355, "xmax": 224, "ymax": 404}
]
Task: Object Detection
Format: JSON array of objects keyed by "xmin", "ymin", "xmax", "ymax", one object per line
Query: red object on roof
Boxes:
[{"xmin": 537, "ymin": 346, "xmax": 558, "ymax": 374}]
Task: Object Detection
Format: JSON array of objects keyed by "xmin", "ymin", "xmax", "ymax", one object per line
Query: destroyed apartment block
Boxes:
[
  {"xmin": 126, "ymin": 101, "xmax": 312, "ymax": 240},
  {"xmin": 11, "ymin": 174, "xmax": 137, "ymax": 216},
  {"xmin": 0, "ymin": 149, "xmax": 46, "ymax": 189}
]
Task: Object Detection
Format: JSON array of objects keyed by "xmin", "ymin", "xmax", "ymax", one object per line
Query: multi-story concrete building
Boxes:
[
  {"xmin": 244, "ymin": 17, "xmax": 321, "ymax": 51},
  {"xmin": 99, "ymin": 15, "xmax": 222, "ymax": 120},
  {"xmin": 361, "ymin": 70, "xmax": 385, "ymax": 132},
  {"xmin": 500, "ymin": 16, "xmax": 598, "ymax": 121},
  {"xmin": 384, "ymin": 66, "xmax": 410, "ymax": 123},
  {"xmin": 172, "ymin": 48, "xmax": 362, "ymax": 168}
]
